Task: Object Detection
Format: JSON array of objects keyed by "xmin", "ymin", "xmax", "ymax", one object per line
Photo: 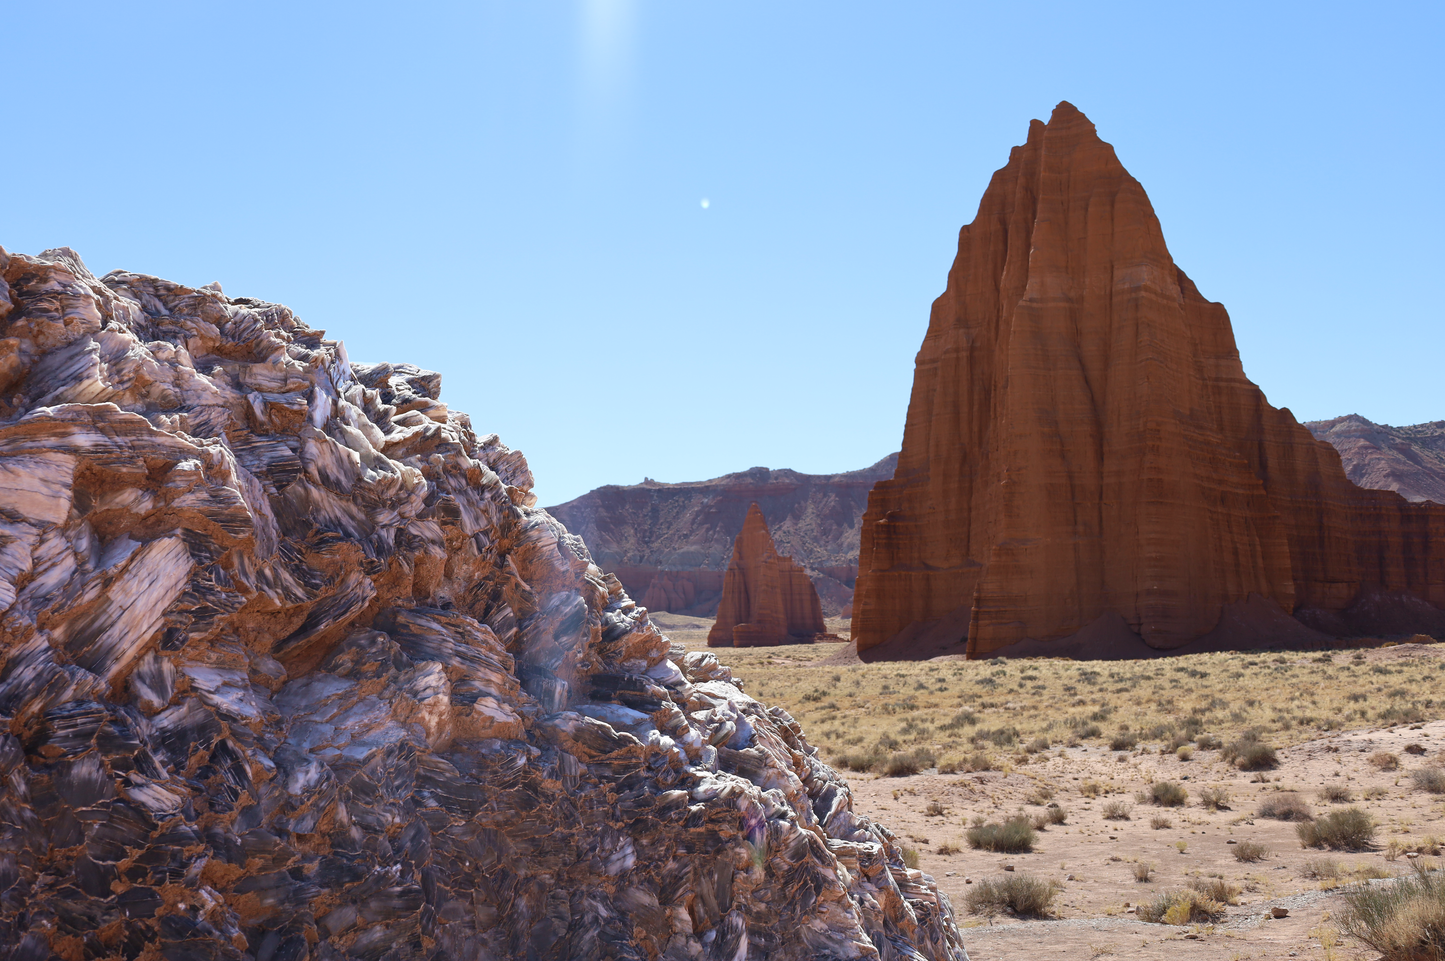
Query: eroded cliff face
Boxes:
[
  {"xmin": 1307, "ymin": 415, "xmax": 1445, "ymax": 506},
  {"xmin": 0, "ymin": 247, "xmax": 966, "ymax": 960},
  {"xmin": 853, "ymin": 102, "xmax": 1445, "ymax": 657},
  {"xmin": 547, "ymin": 458, "xmax": 896, "ymax": 619},
  {"xmin": 707, "ymin": 505, "xmax": 826, "ymax": 648}
]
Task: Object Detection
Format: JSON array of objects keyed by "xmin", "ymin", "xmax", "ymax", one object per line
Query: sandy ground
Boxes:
[
  {"xmin": 849, "ymin": 719, "xmax": 1445, "ymax": 960},
  {"xmin": 651, "ymin": 610, "xmax": 1445, "ymax": 958}
]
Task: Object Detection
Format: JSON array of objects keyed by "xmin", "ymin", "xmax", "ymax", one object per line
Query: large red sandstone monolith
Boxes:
[
  {"xmin": 708, "ymin": 504, "xmax": 826, "ymax": 647},
  {"xmin": 853, "ymin": 102, "xmax": 1445, "ymax": 658}
]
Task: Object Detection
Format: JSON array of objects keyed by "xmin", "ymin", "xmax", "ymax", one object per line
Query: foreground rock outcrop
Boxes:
[
  {"xmin": 0, "ymin": 247, "xmax": 966, "ymax": 959},
  {"xmin": 548, "ymin": 457, "xmax": 896, "ymax": 619},
  {"xmin": 707, "ymin": 505, "xmax": 826, "ymax": 648},
  {"xmin": 1307, "ymin": 414, "xmax": 1445, "ymax": 505},
  {"xmin": 853, "ymin": 102, "xmax": 1445, "ymax": 658}
]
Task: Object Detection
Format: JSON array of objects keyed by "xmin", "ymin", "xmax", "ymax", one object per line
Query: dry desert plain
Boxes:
[{"xmin": 649, "ymin": 613, "xmax": 1445, "ymax": 961}]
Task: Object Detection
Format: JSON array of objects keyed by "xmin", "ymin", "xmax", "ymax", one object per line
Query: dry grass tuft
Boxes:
[
  {"xmin": 1337, "ymin": 862, "xmax": 1445, "ymax": 960},
  {"xmin": 1138, "ymin": 888, "xmax": 1225, "ymax": 925},
  {"xmin": 1411, "ymin": 767, "xmax": 1445, "ymax": 795},
  {"xmin": 1189, "ymin": 877, "xmax": 1241, "ymax": 904},
  {"xmin": 1233, "ymin": 839, "xmax": 1269, "ymax": 862},
  {"xmin": 966, "ymin": 816, "xmax": 1037, "ymax": 853},
  {"xmin": 963, "ymin": 874, "xmax": 1062, "ymax": 918},
  {"xmin": 1370, "ymin": 751, "xmax": 1401, "ymax": 771},
  {"xmin": 1319, "ymin": 784, "xmax": 1355, "ymax": 804},
  {"xmin": 1147, "ymin": 781, "xmax": 1188, "ymax": 807},
  {"xmin": 1258, "ymin": 792, "xmax": 1314, "ymax": 822},
  {"xmin": 1101, "ymin": 800, "xmax": 1132, "ymax": 821}
]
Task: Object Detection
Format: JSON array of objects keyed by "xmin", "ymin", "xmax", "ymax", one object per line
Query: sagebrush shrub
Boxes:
[
  {"xmin": 1223, "ymin": 730, "xmax": 1278, "ymax": 770},
  {"xmin": 1410, "ymin": 767, "xmax": 1445, "ymax": 795},
  {"xmin": 1189, "ymin": 877, "xmax": 1240, "ymax": 904},
  {"xmin": 966, "ymin": 816, "xmax": 1037, "ymax": 853},
  {"xmin": 1257, "ymin": 792, "xmax": 1314, "ymax": 822},
  {"xmin": 1337, "ymin": 862, "xmax": 1445, "ymax": 960},
  {"xmin": 963, "ymin": 874, "xmax": 1061, "ymax": 917},
  {"xmin": 1138, "ymin": 889, "xmax": 1225, "ymax": 925},
  {"xmin": 1102, "ymin": 800, "xmax": 1132, "ymax": 821},
  {"xmin": 1233, "ymin": 840, "xmax": 1268, "ymax": 862},
  {"xmin": 1297, "ymin": 807, "xmax": 1376, "ymax": 851}
]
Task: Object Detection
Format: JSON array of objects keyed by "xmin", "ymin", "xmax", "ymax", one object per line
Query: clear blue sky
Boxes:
[{"xmin": 6, "ymin": 2, "xmax": 1441, "ymax": 505}]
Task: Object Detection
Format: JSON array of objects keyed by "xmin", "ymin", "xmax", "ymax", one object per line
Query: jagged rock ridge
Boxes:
[
  {"xmin": 547, "ymin": 456, "xmax": 897, "ymax": 619},
  {"xmin": 853, "ymin": 102, "xmax": 1445, "ymax": 658},
  {"xmin": 707, "ymin": 505, "xmax": 826, "ymax": 648},
  {"xmin": 1307, "ymin": 414, "xmax": 1445, "ymax": 505},
  {"xmin": 0, "ymin": 247, "xmax": 966, "ymax": 959}
]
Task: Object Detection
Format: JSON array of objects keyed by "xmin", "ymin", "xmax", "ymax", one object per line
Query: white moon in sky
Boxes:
[{"xmin": 700, "ymin": 198, "xmax": 710, "ymax": 209}]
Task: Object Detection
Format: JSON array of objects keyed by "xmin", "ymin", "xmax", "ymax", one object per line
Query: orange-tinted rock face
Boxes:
[
  {"xmin": 853, "ymin": 102, "xmax": 1445, "ymax": 657},
  {"xmin": 547, "ymin": 457, "xmax": 895, "ymax": 618},
  {"xmin": 708, "ymin": 504, "xmax": 826, "ymax": 647}
]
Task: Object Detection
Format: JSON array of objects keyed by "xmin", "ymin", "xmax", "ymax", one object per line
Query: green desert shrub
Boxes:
[
  {"xmin": 963, "ymin": 874, "xmax": 1061, "ymax": 918},
  {"xmin": 1337, "ymin": 862, "xmax": 1445, "ymax": 960},
  {"xmin": 966, "ymin": 816, "xmax": 1037, "ymax": 854},
  {"xmin": 1149, "ymin": 781, "xmax": 1188, "ymax": 807},
  {"xmin": 1297, "ymin": 807, "xmax": 1376, "ymax": 851}
]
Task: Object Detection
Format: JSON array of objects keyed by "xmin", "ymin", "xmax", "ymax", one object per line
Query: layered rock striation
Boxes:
[
  {"xmin": 1307, "ymin": 414, "xmax": 1445, "ymax": 505},
  {"xmin": 707, "ymin": 505, "xmax": 826, "ymax": 648},
  {"xmin": 0, "ymin": 247, "xmax": 966, "ymax": 959},
  {"xmin": 853, "ymin": 102, "xmax": 1445, "ymax": 658},
  {"xmin": 548, "ymin": 456, "xmax": 896, "ymax": 619}
]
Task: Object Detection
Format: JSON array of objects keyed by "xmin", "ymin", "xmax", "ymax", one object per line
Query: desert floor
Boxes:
[{"xmin": 649, "ymin": 613, "xmax": 1445, "ymax": 960}]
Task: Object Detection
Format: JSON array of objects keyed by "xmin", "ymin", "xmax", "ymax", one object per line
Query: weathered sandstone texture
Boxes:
[
  {"xmin": 548, "ymin": 457, "xmax": 896, "ymax": 619},
  {"xmin": 853, "ymin": 102, "xmax": 1445, "ymax": 658},
  {"xmin": 1307, "ymin": 415, "xmax": 1445, "ymax": 505},
  {"xmin": 0, "ymin": 247, "xmax": 966, "ymax": 959},
  {"xmin": 707, "ymin": 505, "xmax": 826, "ymax": 648}
]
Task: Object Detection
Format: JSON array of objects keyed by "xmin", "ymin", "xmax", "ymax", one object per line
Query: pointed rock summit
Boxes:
[
  {"xmin": 853, "ymin": 102, "xmax": 1445, "ymax": 657},
  {"xmin": 708, "ymin": 504, "xmax": 826, "ymax": 646}
]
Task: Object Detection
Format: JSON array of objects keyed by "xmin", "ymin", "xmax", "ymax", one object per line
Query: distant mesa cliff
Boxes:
[
  {"xmin": 1307, "ymin": 415, "xmax": 1445, "ymax": 505},
  {"xmin": 547, "ymin": 455, "xmax": 897, "ymax": 618},
  {"xmin": 853, "ymin": 102, "xmax": 1445, "ymax": 659},
  {"xmin": 708, "ymin": 504, "xmax": 826, "ymax": 647}
]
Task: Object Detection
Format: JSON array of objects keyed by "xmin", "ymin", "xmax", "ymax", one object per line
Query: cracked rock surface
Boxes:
[{"xmin": 0, "ymin": 247, "xmax": 967, "ymax": 961}]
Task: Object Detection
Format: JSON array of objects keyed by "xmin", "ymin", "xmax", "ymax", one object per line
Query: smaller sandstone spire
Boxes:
[{"xmin": 707, "ymin": 504, "xmax": 826, "ymax": 647}]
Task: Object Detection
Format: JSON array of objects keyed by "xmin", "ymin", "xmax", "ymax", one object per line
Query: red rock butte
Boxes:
[
  {"xmin": 853, "ymin": 102, "xmax": 1445, "ymax": 658},
  {"xmin": 708, "ymin": 504, "xmax": 826, "ymax": 647}
]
